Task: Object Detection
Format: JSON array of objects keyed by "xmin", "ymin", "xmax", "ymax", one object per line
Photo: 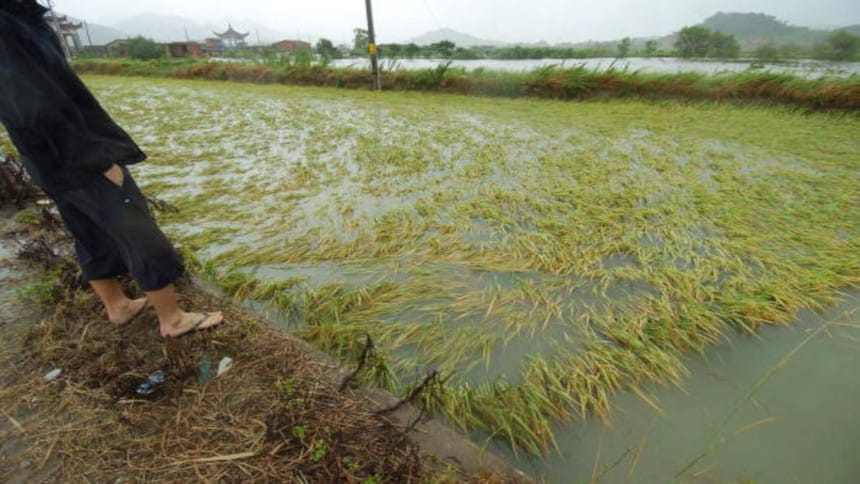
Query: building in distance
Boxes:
[{"xmin": 272, "ymin": 40, "xmax": 312, "ymax": 54}]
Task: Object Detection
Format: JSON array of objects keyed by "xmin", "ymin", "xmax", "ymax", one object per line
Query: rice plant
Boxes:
[{"xmin": 75, "ymin": 75, "xmax": 860, "ymax": 455}]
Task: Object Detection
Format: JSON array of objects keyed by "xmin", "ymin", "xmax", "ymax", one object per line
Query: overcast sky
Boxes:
[{"xmin": 52, "ymin": 0, "xmax": 860, "ymax": 44}]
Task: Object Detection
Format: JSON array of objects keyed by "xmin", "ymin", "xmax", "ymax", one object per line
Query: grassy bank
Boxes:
[
  {"xmin": 49, "ymin": 76, "xmax": 859, "ymax": 456},
  {"xmin": 71, "ymin": 58, "xmax": 860, "ymax": 111}
]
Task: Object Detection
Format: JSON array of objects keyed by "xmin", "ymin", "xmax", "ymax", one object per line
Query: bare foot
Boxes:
[
  {"xmin": 160, "ymin": 311, "xmax": 224, "ymax": 338},
  {"xmin": 108, "ymin": 297, "xmax": 149, "ymax": 326}
]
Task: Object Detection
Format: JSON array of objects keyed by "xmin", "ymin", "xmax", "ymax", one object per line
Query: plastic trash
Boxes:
[
  {"xmin": 196, "ymin": 355, "xmax": 213, "ymax": 384},
  {"xmin": 217, "ymin": 357, "xmax": 234, "ymax": 377},
  {"xmin": 43, "ymin": 368, "xmax": 62, "ymax": 381},
  {"xmin": 136, "ymin": 370, "xmax": 165, "ymax": 396}
]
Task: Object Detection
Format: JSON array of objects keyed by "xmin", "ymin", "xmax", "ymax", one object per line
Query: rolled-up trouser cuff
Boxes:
[{"xmin": 50, "ymin": 165, "xmax": 185, "ymax": 292}]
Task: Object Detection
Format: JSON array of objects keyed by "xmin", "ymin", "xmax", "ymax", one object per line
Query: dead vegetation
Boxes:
[
  {"xmin": 0, "ymin": 154, "xmax": 41, "ymax": 208},
  {"xmin": 3, "ymin": 277, "xmax": 427, "ymax": 482}
]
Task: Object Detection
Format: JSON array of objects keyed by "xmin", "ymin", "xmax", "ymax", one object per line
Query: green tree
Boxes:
[
  {"xmin": 451, "ymin": 47, "xmax": 478, "ymax": 59},
  {"xmin": 352, "ymin": 28, "xmax": 369, "ymax": 55},
  {"xmin": 430, "ymin": 40, "xmax": 456, "ymax": 57},
  {"xmin": 294, "ymin": 48, "xmax": 313, "ymax": 66},
  {"xmin": 811, "ymin": 41, "xmax": 835, "ymax": 60},
  {"xmin": 126, "ymin": 36, "xmax": 164, "ymax": 60},
  {"xmin": 315, "ymin": 38, "xmax": 338, "ymax": 59},
  {"xmin": 675, "ymin": 26, "xmax": 712, "ymax": 58},
  {"xmin": 379, "ymin": 43, "xmax": 402, "ymax": 58},
  {"xmin": 710, "ymin": 32, "xmax": 740, "ymax": 58},
  {"xmin": 827, "ymin": 30, "xmax": 860, "ymax": 61},
  {"xmin": 644, "ymin": 40, "xmax": 658, "ymax": 57},
  {"xmin": 404, "ymin": 43, "xmax": 420, "ymax": 59},
  {"xmin": 778, "ymin": 44, "xmax": 806, "ymax": 59},
  {"xmin": 754, "ymin": 43, "xmax": 780, "ymax": 62},
  {"xmin": 617, "ymin": 37, "xmax": 631, "ymax": 58}
]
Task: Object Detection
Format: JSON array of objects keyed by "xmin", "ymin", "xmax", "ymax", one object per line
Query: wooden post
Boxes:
[{"xmin": 364, "ymin": 0, "xmax": 381, "ymax": 90}]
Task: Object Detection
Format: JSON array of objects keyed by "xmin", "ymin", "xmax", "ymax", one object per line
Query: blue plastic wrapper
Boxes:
[{"xmin": 136, "ymin": 370, "xmax": 166, "ymax": 396}]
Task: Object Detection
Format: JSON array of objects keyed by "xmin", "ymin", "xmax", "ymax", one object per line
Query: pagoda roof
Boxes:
[{"xmin": 214, "ymin": 24, "xmax": 249, "ymax": 39}]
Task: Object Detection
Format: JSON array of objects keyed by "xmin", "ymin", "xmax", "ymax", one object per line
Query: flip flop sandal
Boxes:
[{"xmin": 164, "ymin": 312, "xmax": 222, "ymax": 339}]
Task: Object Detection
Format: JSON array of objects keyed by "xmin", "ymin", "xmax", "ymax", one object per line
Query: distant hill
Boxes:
[
  {"xmin": 110, "ymin": 13, "xmax": 295, "ymax": 45},
  {"xmin": 78, "ymin": 21, "xmax": 127, "ymax": 45},
  {"xmin": 701, "ymin": 12, "xmax": 856, "ymax": 47},
  {"xmin": 408, "ymin": 29, "xmax": 504, "ymax": 47},
  {"xmin": 406, "ymin": 13, "xmax": 859, "ymax": 53},
  {"xmin": 112, "ymin": 13, "xmax": 196, "ymax": 42},
  {"xmin": 76, "ymin": 11, "xmax": 860, "ymax": 50},
  {"xmin": 559, "ymin": 13, "xmax": 860, "ymax": 52}
]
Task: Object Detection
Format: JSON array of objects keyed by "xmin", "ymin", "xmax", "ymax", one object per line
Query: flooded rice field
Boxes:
[
  {"xmin": 49, "ymin": 76, "xmax": 860, "ymax": 472},
  {"xmin": 501, "ymin": 291, "xmax": 860, "ymax": 482}
]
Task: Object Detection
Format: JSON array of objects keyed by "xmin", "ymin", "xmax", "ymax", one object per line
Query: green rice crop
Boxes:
[{"xmin": 61, "ymin": 76, "xmax": 860, "ymax": 453}]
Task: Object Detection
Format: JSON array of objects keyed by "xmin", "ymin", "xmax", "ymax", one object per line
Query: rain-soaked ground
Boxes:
[{"xmin": 0, "ymin": 210, "xmax": 58, "ymax": 482}]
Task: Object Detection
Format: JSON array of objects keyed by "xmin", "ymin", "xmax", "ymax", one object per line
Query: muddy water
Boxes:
[
  {"xmin": 486, "ymin": 291, "xmax": 860, "ymax": 483},
  {"xmin": 0, "ymin": 211, "xmax": 60, "ymax": 482},
  {"xmin": 0, "ymin": 210, "xmax": 31, "ymax": 327},
  {"xmin": 0, "ymin": 209, "xmax": 42, "ymax": 369}
]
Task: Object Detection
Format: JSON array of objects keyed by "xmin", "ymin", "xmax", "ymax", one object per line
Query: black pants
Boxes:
[{"xmin": 47, "ymin": 166, "xmax": 184, "ymax": 291}]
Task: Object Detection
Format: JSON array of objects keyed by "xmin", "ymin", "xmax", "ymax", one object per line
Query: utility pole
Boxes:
[{"xmin": 364, "ymin": 0, "xmax": 381, "ymax": 90}]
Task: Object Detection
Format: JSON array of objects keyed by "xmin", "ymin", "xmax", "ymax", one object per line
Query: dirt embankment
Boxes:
[{"xmin": 0, "ymin": 156, "xmax": 523, "ymax": 483}]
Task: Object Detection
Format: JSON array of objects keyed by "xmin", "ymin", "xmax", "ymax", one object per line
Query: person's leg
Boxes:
[
  {"xmin": 50, "ymin": 190, "xmax": 149, "ymax": 325},
  {"xmin": 56, "ymin": 166, "xmax": 223, "ymax": 337},
  {"xmin": 145, "ymin": 283, "xmax": 223, "ymax": 337},
  {"xmin": 99, "ymin": 165, "xmax": 223, "ymax": 337},
  {"xmin": 90, "ymin": 278, "xmax": 148, "ymax": 325}
]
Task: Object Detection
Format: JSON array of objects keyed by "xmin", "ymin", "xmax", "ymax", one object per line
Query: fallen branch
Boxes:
[
  {"xmin": 338, "ymin": 333, "xmax": 374, "ymax": 392},
  {"xmin": 377, "ymin": 370, "xmax": 441, "ymax": 415}
]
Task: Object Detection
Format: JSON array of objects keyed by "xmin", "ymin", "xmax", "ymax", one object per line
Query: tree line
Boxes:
[
  {"xmin": 332, "ymin": 25, "xmax": 860, "ymax": 62},
  {"xmin": 120, "ymin": 26, "xmax": 859, "ymax": 63},
  {"xmin": 674, "ymin": 26, "xmax": 859, "ymax": 61}
]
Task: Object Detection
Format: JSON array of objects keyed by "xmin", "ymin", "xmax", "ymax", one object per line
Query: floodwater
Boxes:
[
  {"xmin": 486, "ymin": 291, "xmax": 860, "ymax": 483},
  {"xmin": 331, "ymin": 57, "xmax": 860, "ymax": 78}
]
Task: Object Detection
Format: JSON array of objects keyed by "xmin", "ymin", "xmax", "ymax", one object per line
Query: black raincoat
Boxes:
[{"xmin": 0, "ymin": 0, "xmax": 145, "ymax": 193}]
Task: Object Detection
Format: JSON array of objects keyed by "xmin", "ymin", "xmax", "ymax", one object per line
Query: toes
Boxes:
[
  {"xmin": 198, "ymin": 312, "xmax": 224, "ymax": 330},
  {"xmin": 162, "ymin": 311, "xmax": 224, "ymax": 338}
]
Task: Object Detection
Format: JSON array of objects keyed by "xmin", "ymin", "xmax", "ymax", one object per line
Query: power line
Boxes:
[{"xmin": 420, "ymin": 0, "xmax": 443, "ymax": 31}]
